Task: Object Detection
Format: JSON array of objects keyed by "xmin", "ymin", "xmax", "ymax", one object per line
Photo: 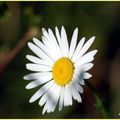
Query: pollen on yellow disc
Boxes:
[{"xmin": 52, "ymin": 57, "xmax": 74, "ymax": 86}]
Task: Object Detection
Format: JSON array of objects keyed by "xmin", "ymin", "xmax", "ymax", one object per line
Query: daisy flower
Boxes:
[{"xmin": 24, "ymin": 26, "xmax": 97, "ymax": 114}]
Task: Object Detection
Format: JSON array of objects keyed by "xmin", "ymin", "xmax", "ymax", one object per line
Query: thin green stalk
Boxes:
[{"xmin": 85, "ymin": 80, "xmax": 109, "ymax": 118}]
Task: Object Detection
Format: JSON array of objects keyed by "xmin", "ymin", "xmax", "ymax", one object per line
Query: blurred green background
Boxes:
[{"xmin": 0, "ymin": 1, "xmax": 120, "ymax": 118}]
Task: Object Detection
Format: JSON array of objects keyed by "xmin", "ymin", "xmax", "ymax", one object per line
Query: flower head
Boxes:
[{"xmin": 24, "ymin": 26, "xmax": 97, "ymax": 114}]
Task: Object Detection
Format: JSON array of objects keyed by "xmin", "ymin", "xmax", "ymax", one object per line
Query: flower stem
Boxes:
[{"xmin": 85, "ymin": 80, "xmax": 109, "ymax": 118}]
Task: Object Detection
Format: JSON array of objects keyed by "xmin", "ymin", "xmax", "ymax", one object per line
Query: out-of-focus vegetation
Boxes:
[{"xmin": 0, "ymin": 2, "xmax": 120, "ymax": 118}]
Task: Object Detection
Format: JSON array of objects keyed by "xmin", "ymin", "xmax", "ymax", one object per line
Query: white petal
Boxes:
[
  {"xmin": 33, "ymin": 37, "xmax": 46, "ymax": 53},
  {"xmin": 42, "ymin": 83, "xmax": 61, "ymax": 114},
  {"xmin": 39, "ymin": 83, "xmax": 56, "ymax": 107},
  {"xmin": 39, "ymin": 91, "xmax": 48, "ymax": 107},
  {"xmin": 26, "ymin": 55, "xmax": 52, "ymax": 66},
  {"xmin": 75, "ymin": 82, "xmax": 83, "ymax": 94},
  {"xmin": 28, "ymin": 42, "xmax": 54, "ymax": 64},
  {"xmin": 74, "ymin": 36, "xmax": 95, "ymax": 63},
  {"xmin": 24, "ymin": 72, "xmax": 52, "ymax": 80},
  {"xmin": 26, "ymin": 63, "xmax": 52, "ymax": 72},
  {"xmin": 73, "ymin": 72, "xmax": 85, "ymax": 85},
  {"xmin": 42, "ymin": 28, "xmax": 62, "ymax": 60},
  {"xmin": 72, "ymin": 37, "xmax": 85, "ymax": 62},
  {"xmin": 79, "ymin": 79, "xmax": 85, "ymax": 85},
  {"xmin": 48, "ymin": 84, "xmax": 61, "ymax": 113},
  {"xmin": 38, "ymin": 82, "xmax": 56, "ymax": 106},
  {"xmin": 64, "ymin": 84, "xmax": 72, "ymax": 106},
  {"xmin": 75, "ymin": 63, "xmax": 94, "ymax": 73},
  {"xmin": 59, "ymin": 86, "xmax": 64, "ymax": 111},
  {"xmin": 26, "ymin": 79, "xmax": 51, "ymax": 89},
  {"xmin": 69, "ymin": 82, "xmax": 82, "ymax": 103},
  {"xmin": 75, "ymin": 50, "xmax": 97, "ymax": 67},
  {"xmin": 29, "ymin": 80, "xmax": 54, "ymax": 103},
  {"xmin": 42, "ymin": 28, "xmax": 49, "ymax": 40},
  {"xmin": 42, "ymin": 99, "xmax": 51, "ymax": 114},
  {"xmin": 83, "ymin": 72, "xmax": 92, "ymax": 79},
  {"xmin": 42, "ymin": 36, "xmax": 58, "ymax": 61},
  {"xmin": 33, "ymin": 37, "xmax": 55, "ymax": 62},
  {"xmin": 55, "ymin": 27, "xmax": 64, "ymax": 56},
  {"xmin": 72, "ymin": 75, "xmax": 83, "ymax": 93},
  {"xmin": 25, "ymin": 72, "xmax": 52, "ymax": 89},
  {"xmin": 48, "ymin": 28, "xmax": 62, "ymax": 58},
  {"xmin": 80, "ymin": 63, "xmax": 94, "ymax": 71},
  {"xmin": 75, "ymin": 57, "xmax": 94, "ymax": 68},
  {"xmin": 61, "ymin": 26, "xmax": 69, "ymax": 57},
  {"xmin": 69, "ymin": 28, "xmax": 78, "ymax": 59}
]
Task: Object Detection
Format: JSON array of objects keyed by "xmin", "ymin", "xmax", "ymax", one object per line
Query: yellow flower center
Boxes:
[{"xmin": 52, "ymin": 57, "xmax": 74, "ymax": 86}]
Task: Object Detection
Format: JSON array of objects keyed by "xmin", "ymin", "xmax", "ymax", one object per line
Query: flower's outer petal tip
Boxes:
[
  {"xmin": 42, "ymin": 27, "xmax": 45, "ymax": 30},
  {"xmin": 90, "ymin": 63, "xmax": 94, "ymax": 68},
  {"xmin": 55, "ymin": 26, "xmax": 58, "ymax": 29},
  {"xmin": 33, "ymin": 37, "xmax": 39, "ymax": 43},
  {"xmin": 42, "ymin": 28, "xmax": 46, "ymax": 33},
  {"xmin": 61, "ymin": 25, "xmax": 65, "ymax": 29},
  {"xmin": 90, "ymin": 36, "xmax": 96, "ymax": 43},
  {"xmin": 89, "ymin": 74, "xmax": 92, "ymax": 78},
  {"xmin": 23, "ymin": 76, "xmax": 26, "ymax": 80},
  {"xmin": 76, "ymin": 27, "xmax": 78, "ymax": 31},
  {"xmin": 25, "ymin": 84, "xmax": 30, "ymax": 90},
  {"xmin": 29, "ymin": 99, "xmax": 32, "ymax": 103},
  {"xmin": 48, "ymin": 28, "xmax": 50, "ymax": 32},
  {"xmin": 94, "ymin": 49, "xmax": 98, "ymax": 56},
  {"xmin": 74, "ymin": 27, "xmax": 78, "ymax": 34},
  {"xmin": 33, "ymin": 37, "xmax": 36, "ymax": 40},
  {"xmin": 25, "ymin": 63, "xmax": 28, "ymax": 67},
  {"xmin": 92, "ymin": 36, "xmax": 96, "ymax": 39},
  {"xmin": 42, "ymin": 109, "xmax": 46, "ymax": 115},
  {"xmin": 26, "ymin": 55, "xmax": 29, "ymax": 59},
  {"xmin": 80, "ymin": 98, "xmax": 82, "ymax": 103},
  {"xmin": 27, "ymin": 42, "xmax": 30, "ymax": 47}
]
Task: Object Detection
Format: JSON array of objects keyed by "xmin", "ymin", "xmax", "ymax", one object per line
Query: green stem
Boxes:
[{"xmin": 85, "ymin": 80, "xmax": 109, "ymax": 118}]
